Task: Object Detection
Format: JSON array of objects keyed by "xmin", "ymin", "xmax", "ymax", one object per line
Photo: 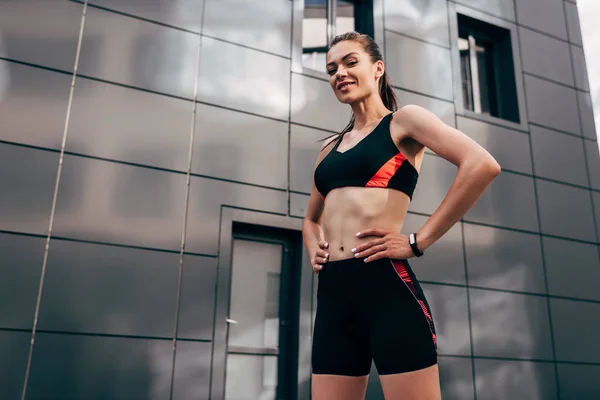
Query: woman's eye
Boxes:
[
  {"xmin": 347, "ymin": 61, "xmax": 357, "ymax": 66},
  {"xmin": 327, "ymin": 69, "xmax": 336, "ymax": 75}
]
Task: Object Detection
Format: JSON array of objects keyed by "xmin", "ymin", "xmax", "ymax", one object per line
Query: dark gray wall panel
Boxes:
[
  {"xmin": 172, "ymin": 341, "xmax": 211, "ymax": 400},
  {"xmin": 52, "ymin": 155, "xmax": 187, "ymax": 251},
  {"xmin": 395, "ymin": 89, "xmax": 456, "ymax": 128},
  {"xmin": 290, "ymin": 73, "xmax": 349, "ymax": 133},
  {"xmin": 422, "ymin": 284, "xmax": 471, "ymax": 356},
  {"xmin": 594, "ymin": 191, "xmax": 600, "ymax": 239},
  {"xmin": 79, "ymin": 6, "xmax": 199, "ymax": 99},
  {"xmin": 290, "ymin": 192, "xmax": 310, "ymax": 219},
  {"xmin": 453, "ymin": 0, "xmax": 515, "ymax": 20},
  {"xmin": 366, "ymin": 363, "xmax": 385, "ymax": 399},
  {"xmin": 464, "ymin": 224, "xmax": 546, "ymax": 294},
  {"xmin": 0, "ymin": 233, "xmax": 44, "ymax": 330},
  {"xmin": 194, "ymin": 104, "xmax": 289, "ymax": 189},
  {"xmin": 203, "ymin": 0, "xmax": 291, "ymax": 57},
  {"xmin": 385, "ymin": 31, "xmax": 453, "ymax": 101},
  {"xmin": 185, "ymin": 177, "xmax": 288, "ymax": 255},
  {"xmin": 524, "ymin": 74, "xmax": 581, "ymax": 135},
  {"xmin": 530, "ymin": 125, "xmax": 588, "ymax": 187},
  {"xmin": 543, "ymin": 237, "xmax": 600, "ymax": 301},
  {"xmin": 197, "ymin": 36, "xmax": 291, "ymax": 120},
  {"xmin": 409, "ymin": 154, "xmax": 458, "ymax": 216},
  {"xmin": 0, "ymin": 144, "xmax": 57, "ymax": 236},
  {"xmin": 470, "ymin": 289, "xmax": 554, "ymax": 359},
  {"xmin": 578, "ymin": 90, "xmax": 597, "ymax": 140},
  {"xmin": 177, "ymin": 255, "xmax": 217, "ymax": 340},
  {"xmin": 557, "ymin": 363, "xmax": 600, "ymax": 399},
  {"xmin": 38, "ymin": 239, "xmax": 179, "ymax": 337},
  {"xmin": 27, "ymin": 333, "xmax": 172, "ymax": 400},
  {"xmin": 515, "ymin": 0, "xmax": 567, "ymax": 39},
  {"xmin": 0, "ymin": 330, "xmax": 30, "ymax": 400},
  {"xmin": 551, "ymin": 298, "xmax": 600, "ymax": 363},
  {"xmin": 519, "ymin": 26, "xmax": 574, "ymax": 86},
  {"xmin": 0, "ymin": 60, "xmax": 70, "ymax": 150},
  {"xmin": 384, "ymin": 0, "xmax": 449, "ymax": 47},
  {"xmin": 88, "ymin": 0, "xmax": 205, "ymax": 33},
  {"xmin": 402, "ymin": 214, "xmax": 466, "ymax": 285},
  {"xmin": 290, "ymin": 124, "xmax": 332, "ymax": 194},
  {"xmin": 0, "ymin": 0, "xmax": 82, "ymax": 71},
  {"xmin": 536, "ymin": 179, "xmax": 596, "ymax": 242},
  {"xmin": 465, "ymin": 172, "xmax": 539, "ymax": 232},
  {"xmin": 474, "ymin": 359, "xmax": 558, "ymax": 400},
  {"xmin": 585, "ymin": 139, "xmax": 600, "ymax": 190},
  {"xmin": 564, "ymin": 1, "xmax": 583, "ymax": 45},
  {"xmin": 68, "ymin": 78, "xmax": 194, "ymax": 172},
  {"xmin": 457, "ymin": 116, "xmax": 532, "ymax": 174},
  {"xmin": 571, "ymin": 45, "xmax": 590, "ymax": 92},
  {"xmin": 438, "ymin": 356, "xmax": 475, "ymax": 400}
]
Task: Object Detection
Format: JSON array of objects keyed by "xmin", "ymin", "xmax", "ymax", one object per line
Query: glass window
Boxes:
[
  {"xmin": 457, "ymin": 14, "xmax": 519, "ymax": 123},
  {"xmin": 302, "ymin": 0, "xmax": 373, "ymax": 73}
]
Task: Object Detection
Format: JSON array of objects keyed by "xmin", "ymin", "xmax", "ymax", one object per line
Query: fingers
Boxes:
[
  {"xmin": 318, "ymin": 240, "xmax": 329, "ymax": 250},
  {"xmin": 312, "ymin": 249, "xmax": 329, "ymax": 272},
  {"xmin": 364, "ymin": 250, "xmax": 387, "ymax": 263},
  {"xmin": 355, "ymin": 244, "xmax": 387, "ymax": 259},
  {"xmin": 356, "ymin": 228, "xmax": 388, "ymax": 238},
  {"xmin": 352, "ymin": 238, "xmax": 386, "ymax": 255}
]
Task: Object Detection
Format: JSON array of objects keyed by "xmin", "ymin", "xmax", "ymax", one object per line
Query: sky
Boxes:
[{"xmin": 579, "ymin": 0, "xmax": 600, "ymax": 141}]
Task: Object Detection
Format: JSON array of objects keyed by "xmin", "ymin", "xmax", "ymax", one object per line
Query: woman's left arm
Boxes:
[
  {"xmin": 399, "ymin": 105, "xmax": 501, "ymax": 251},
  {"xmin": 355, "ymin": 105, "xmax": 501, "ymax": 262}
]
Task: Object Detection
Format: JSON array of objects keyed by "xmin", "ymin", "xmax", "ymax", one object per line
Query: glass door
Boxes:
[{"xmin": 224, "ymin": 232, "xmax": 299, "ymax": 400}]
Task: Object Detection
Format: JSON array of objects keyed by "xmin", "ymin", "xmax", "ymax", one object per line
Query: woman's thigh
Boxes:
[
  {"xmin": 379, "ymin": 364, "xmax": 441, "ymax": 400},
  {"xmin": 312, "ymin": 374, "xmax": 369, "ymax": 400}
]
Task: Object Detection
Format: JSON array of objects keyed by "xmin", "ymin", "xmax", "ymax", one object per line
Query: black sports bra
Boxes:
[{"xmin": 314, "ymin": 112, "xmax": 419, "ymax": 200}]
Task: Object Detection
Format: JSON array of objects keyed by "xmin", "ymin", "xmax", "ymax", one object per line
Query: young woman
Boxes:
[{"xmin": 303, "ymin": 32, "xmax": 501, "ymax": 399}]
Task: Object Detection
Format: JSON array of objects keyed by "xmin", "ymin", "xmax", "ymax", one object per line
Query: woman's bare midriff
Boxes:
[{"xmin": 321, "ymin": 186, "xmax": 411, "ymax": 261}]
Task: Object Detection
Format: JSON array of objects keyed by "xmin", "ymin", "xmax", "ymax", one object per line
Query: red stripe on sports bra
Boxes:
[{"xmin": 365, "ymin": 152, "xmax": 406, "ymax": 188}]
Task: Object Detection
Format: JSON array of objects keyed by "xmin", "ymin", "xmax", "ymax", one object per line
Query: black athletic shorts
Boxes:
[{"xmin": 312, "ymin": 257, "xmax": 437, "ymax": 376}]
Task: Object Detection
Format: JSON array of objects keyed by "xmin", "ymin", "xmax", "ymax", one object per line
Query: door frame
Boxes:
[{"xmin": 210, "ymin": 207, "xmax": 314, "ymax": 400}]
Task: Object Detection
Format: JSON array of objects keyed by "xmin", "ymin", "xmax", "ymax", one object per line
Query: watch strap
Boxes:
[{"xmin": 409, "ymin": 233, "xmax": 424, "ymax": 257}]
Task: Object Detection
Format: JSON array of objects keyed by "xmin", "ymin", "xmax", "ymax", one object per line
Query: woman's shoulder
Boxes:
[
  {"xmin": 392, "ymin": 104, "xmax": 431, "ymax": 120},
  {"xmin": 390, "ymin": 104, "xmax": 440, "ymax": 131}
]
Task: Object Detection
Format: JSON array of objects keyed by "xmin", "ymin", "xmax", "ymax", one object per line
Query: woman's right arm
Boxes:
[
  {"xmin": 303, "ymin": 183, "xmax": 329, "ymax": 272},
  {"xmin": 302, "ymin": 138, "xmax": 337, "ymax": 272}
]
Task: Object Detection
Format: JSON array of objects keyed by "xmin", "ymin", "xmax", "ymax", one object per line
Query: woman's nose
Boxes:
[{"xmin": 335, "ymin": 66, "xmax": 347, "ymax": 79}]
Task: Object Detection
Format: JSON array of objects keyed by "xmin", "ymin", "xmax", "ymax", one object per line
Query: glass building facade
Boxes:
[{"xmin": 0, "ymin": 0, "xmax": 599, "ymax": 399}]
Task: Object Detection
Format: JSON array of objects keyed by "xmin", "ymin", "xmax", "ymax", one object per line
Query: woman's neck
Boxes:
[{"xmin": 350, "ymin": 94, "xmax": 391, "ymax": 130}]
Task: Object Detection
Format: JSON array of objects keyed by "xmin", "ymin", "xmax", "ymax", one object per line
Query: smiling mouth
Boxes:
[{"xmin": 337, "ymin": 82, "xmax": 354, "ymax": 91}]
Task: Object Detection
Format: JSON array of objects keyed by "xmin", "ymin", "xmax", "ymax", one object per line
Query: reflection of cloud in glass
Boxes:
[{"xmin": 579, "ymin": 0, "xmax": 600, "ymax": 138}]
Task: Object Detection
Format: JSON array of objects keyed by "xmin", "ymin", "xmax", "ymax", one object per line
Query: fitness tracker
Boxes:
[{"xmin": 409, "ymin": 233, "xmax": 424, "ymax": 257}]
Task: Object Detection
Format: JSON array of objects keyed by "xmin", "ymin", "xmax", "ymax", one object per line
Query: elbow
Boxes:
[
  {"xmin": 480, "ymin": 158, "xmax": 501, "ymax": 184},
  {"xmin": 488, "ymin": 158, "xmax": 501, "ymax": 178},
  {"xmin": 466, "ymin": 156, "xmax": 501, "ymax": 182}
]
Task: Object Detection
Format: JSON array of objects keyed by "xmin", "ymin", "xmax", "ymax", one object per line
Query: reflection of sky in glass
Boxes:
[{"xmin": 579, "ymin": 0, "xmax": 600, "ymax": 143}]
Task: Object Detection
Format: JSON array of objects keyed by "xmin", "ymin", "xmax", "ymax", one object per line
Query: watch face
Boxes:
[{"xmin": 409, "ymin": 234, "xmax": 415, "ymax": 245}]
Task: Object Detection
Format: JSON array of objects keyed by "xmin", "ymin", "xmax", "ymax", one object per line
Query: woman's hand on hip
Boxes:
[
  {"xmin": 352, "ymin": 229, "xmax": 414, "ymax": 262},
  {"xmin": 312, "ymin": 240, "xmax": 329, "ymax": 273}
]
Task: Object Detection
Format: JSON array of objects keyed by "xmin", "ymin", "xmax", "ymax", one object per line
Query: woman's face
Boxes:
[{"xmin": 326, "ymin": 40, "xmax": 383, "ymax": 104}]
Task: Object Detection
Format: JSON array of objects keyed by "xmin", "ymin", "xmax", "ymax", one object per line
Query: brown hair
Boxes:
[{"xmin": 323, "ymin": 31, "xmax": 398, "ymax": 145}]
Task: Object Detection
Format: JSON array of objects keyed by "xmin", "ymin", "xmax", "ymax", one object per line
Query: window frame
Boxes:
[
  {"xmin": 449, "ymin": 3, "xmax": 529, "ymax": 132},
  {"xmin": 291, "ymin": 0, "xmax": 384, "ymax": 81}
]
